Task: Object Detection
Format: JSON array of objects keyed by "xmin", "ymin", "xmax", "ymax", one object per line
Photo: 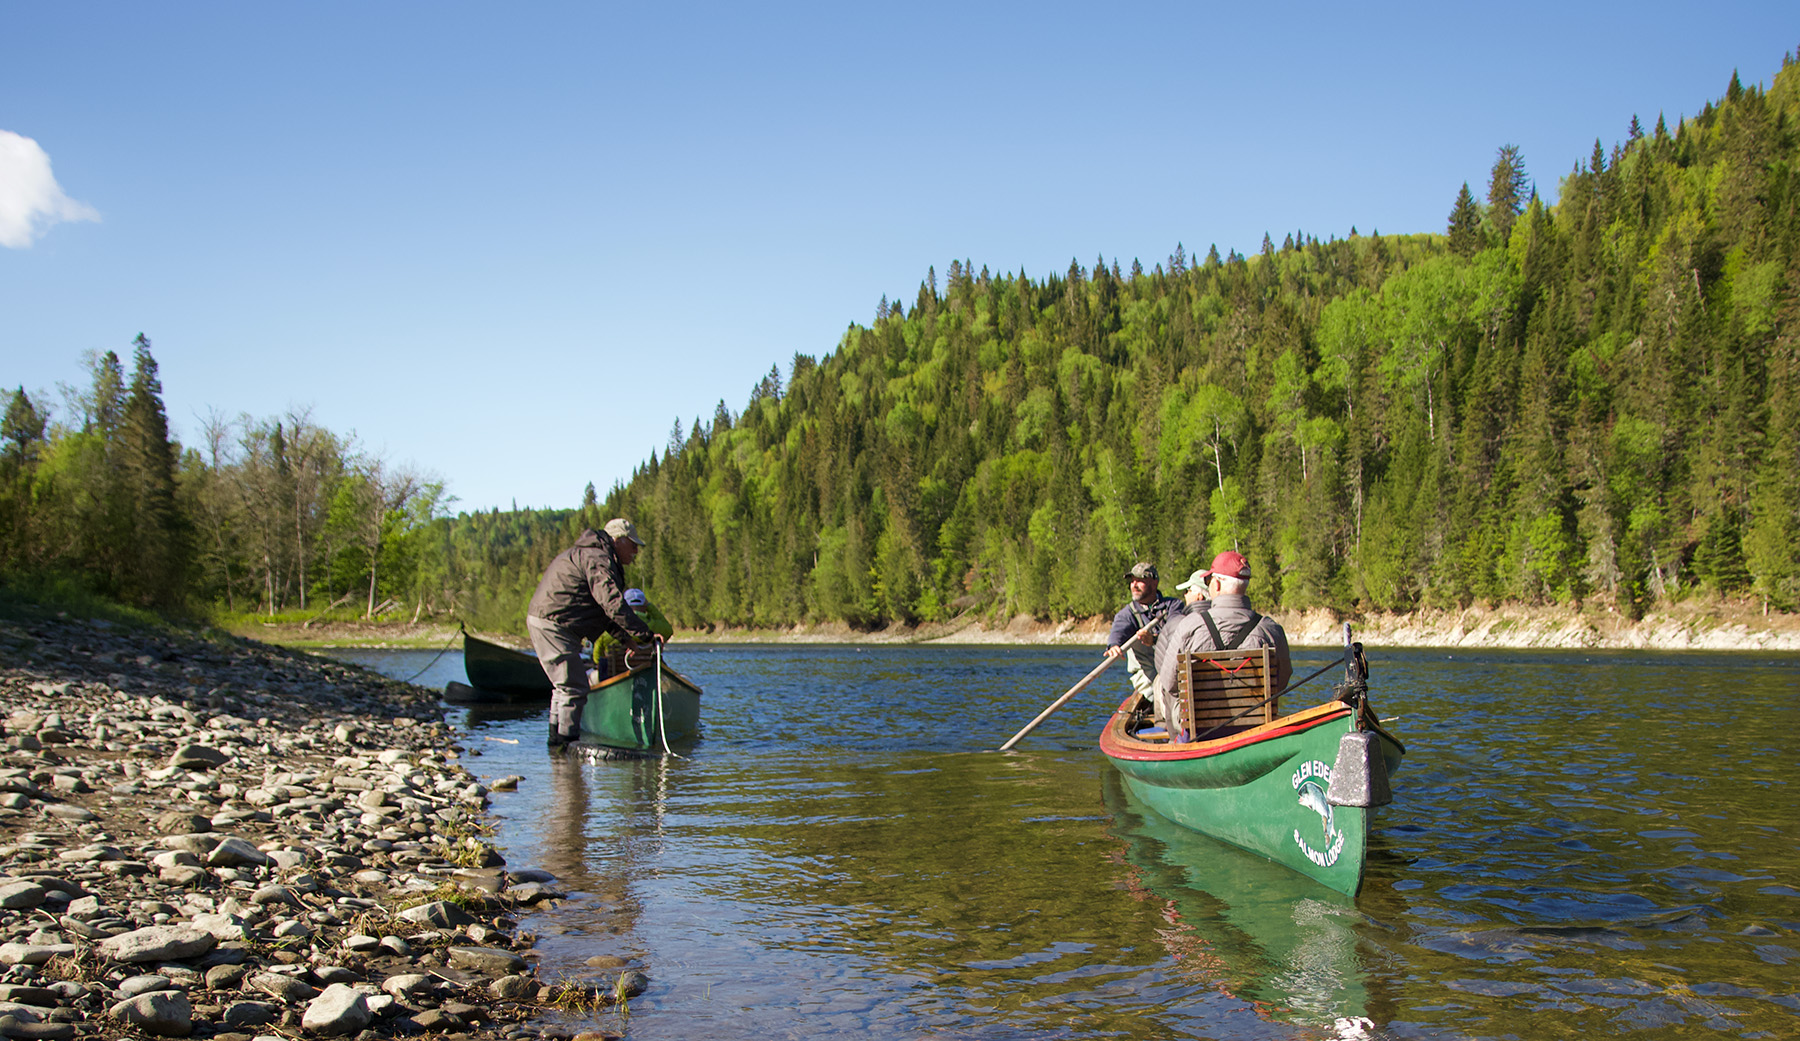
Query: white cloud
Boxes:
[{"xmin": 0, "ymin": 130, "xmax": 101, "ymax": 248}]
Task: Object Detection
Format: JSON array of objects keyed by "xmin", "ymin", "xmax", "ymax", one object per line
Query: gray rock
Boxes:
[
  {"xmin": 220, "ymin": 1000, "xmax": 279, "ymax": 1028},
  {"xmin": 614, "ymin": 970, "xmax": 649, "ymax": 998},
  {"xmin": 504, "ymin": 881, "xmax": 567, "ymax": 904},
  {"xmin": 97, "ymin": 925, "xmax": 215, "ymax": 964},
  {"xmin": 1, "ymin": 1020, "xmax": 77, "ymax": 1040},
  {"xmin": 206, "ymin": 837, "xmax": 270, "ymax": 868},
  {"xmin": 446, "ymin": 946, "xmax": 526, "ymax": 976},
  {"xmin": 150, "ymin": 850, "xmax": 200, "ymax": 870},
  {"xmin": 300, "ymin": 984, "xmax": 371, "ymax": 1037},
  {"xmin": 245, "ymin": 971, "xmax": 318, "ymax": 1004},
  {"xmin": 377, "ymin": 935, "xmax": 411, "ymax": 957},
  {"xmin": 265, "ymin": 849, "xmax": 306, "ymax": 870},
  {"xmin": 395, "ymin": 900, "xmax": 475, "ymax": 928},
  {"xmin": 0, "ymin": 985, "xmax": 60, "ymax": 1006},
  {"xmin": 154, "ymin": 811, "xmax": 211, "ymax": 834},
  {"xmin": 160, "ymin": 834, "xmax": 218, "ymax": 857},
  {"xmin": 117, "ymin": 974, "xmax": 174, "ymax": 999},
  {"xmin": 249, "ymin": 885, "xmax": 299, "ymax": 908},
  {"xmin": 0, "ymin": 882, "xmax": 48, "ymax": 910},
  {"xmin": 108, "ymin": 989, "xmax": 192, "ymax": 1037},
  {"xmin": 204, "ymin": 963, "xmax": 247, "ymax": 990},
  {"xmin": 488, "ymin": 974, "xmax": 535, "ymax": 1000},
  {"xmin": 168, "ymin": 745, "xmax": 229, "ymax": 770},
  {"xmin": 408, "ymin": 1008, "xmax": 467, "ymax": 1032},
  {"xmin": 379, "ymin": 974, "xmax": 431, "ymax": 999},
  {"xmin": 158, "ymin": 866, "xmax": 207, "ymax": 887},
  {"xmin": 189, "ymin": 912, "xmax": 247, "ymax": 941},
  {"xmin": 0, "ymin": 944, "xmax": 74, "ymax": 966}
]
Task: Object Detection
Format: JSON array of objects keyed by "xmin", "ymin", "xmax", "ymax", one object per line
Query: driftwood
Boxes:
[{"xmin": 302, "ymin": 592, "xmax": 358, "ymax": 629}]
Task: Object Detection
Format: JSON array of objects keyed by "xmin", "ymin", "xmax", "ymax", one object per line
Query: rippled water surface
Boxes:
[{"xmin": 327, "ymin": 642, "xmax": 1800, "ymax": 1040}]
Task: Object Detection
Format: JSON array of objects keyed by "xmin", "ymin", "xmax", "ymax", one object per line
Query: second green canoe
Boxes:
[{"xmin": 577, "ymin": 659, "xmax": 703, "ymax": 753}]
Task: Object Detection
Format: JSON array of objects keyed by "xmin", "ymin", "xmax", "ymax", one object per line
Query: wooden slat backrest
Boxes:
[{"xmin": 1177, "ymin": 648, "xmax": 1276, "ymax": 738}]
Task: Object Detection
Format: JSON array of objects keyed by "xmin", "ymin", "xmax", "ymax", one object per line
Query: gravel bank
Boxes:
[{"xmin": 0, "ymin": 613, "xmax": 628, "ymax": 1041}]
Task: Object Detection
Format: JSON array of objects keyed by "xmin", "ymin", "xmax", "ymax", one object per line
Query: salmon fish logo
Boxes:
[
  {"xmin": 1291, "ymin": 759, "xmax": 1346, "ymax": 868},
  {"xmin": 1296, "ymin": 779, "xmax": 1337, "ymax": 842}
]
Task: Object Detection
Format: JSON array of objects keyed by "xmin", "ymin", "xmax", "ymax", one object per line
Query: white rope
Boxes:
[{"xmin": 653, "ymin": 639, "xmax": 682, "ymax": 759}]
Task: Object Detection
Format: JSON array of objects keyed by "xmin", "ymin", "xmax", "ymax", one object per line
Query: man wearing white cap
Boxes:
[
  {"xmin": 1152, "ymin": 550, "xmax": 1292, "ymax": 734},
  {"xmin": 525, "ymin": 517, "xmax": 654, "ymax": 750}
]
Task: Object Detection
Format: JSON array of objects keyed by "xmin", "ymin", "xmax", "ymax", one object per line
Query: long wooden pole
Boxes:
[{"xmin": 998, "ymin": 626, "xmax": 1145, "ymax": 751}]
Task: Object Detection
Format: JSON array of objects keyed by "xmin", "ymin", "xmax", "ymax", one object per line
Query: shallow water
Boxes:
[{"xmin": 327, "ymin": 642, "xmax": 1800, "ymax": 1040}]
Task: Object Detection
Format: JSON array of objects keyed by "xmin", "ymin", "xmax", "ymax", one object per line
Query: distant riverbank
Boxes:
[{"xmin": 237, "ymin": 599, "xmax": 1800, "ymax": 653}]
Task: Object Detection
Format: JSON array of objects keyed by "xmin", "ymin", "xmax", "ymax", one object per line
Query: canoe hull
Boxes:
[
  {"xmin": 1101, "ymin": 698, "xmax": 1403, "ymax": 896},
  {"xmin": 577, "ymin": 662, "xmax": 703, "ymax": 752},
  {"xmin": 444, "ymin": 679, "xmax": 522, "ymax": 705},
  {"xmin": 462, "ymin": 631, "xmax": 552, "ymax": 698}
]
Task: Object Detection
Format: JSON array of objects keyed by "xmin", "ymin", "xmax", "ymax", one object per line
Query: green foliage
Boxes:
[{"xmin": 9, "ymin": 60, "xmax": 1800, "ymax": 630}]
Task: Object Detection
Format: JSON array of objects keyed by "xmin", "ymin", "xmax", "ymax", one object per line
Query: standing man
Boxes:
[
  {"xmin": 1104, "ymin": 562, "xmax": 1181, "ymax": 702},
  {"xmin": 526, "ymin": 517, "xmax": 654, "ymax": 750},
  {"xmin": 1154, "ymin": 550, "xmax": 1292, "ymax": 734}
]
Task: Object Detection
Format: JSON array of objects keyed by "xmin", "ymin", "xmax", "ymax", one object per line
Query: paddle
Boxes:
[{"xmin": 999, "ymin": 620, "xmax": 1161, "ymax": 751}]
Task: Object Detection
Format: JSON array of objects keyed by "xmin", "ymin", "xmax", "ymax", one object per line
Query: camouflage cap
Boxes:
[{"xmin": 603, "ymin": 517, "xmax": 646, "ymax": 547}]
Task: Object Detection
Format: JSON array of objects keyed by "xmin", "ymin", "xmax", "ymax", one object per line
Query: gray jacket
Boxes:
[
  {"xmin": 1153, "ymin": 594, "xmax": 1292, "ymax": 702},
  {"xmin": 525, "ymin": 528, "xmax": 652, "ymax": 643}
]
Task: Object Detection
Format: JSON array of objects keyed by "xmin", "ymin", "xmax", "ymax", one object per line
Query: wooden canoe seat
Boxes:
[{"xmin": 1176, "ymin": 647, "xmax": 1278, "ymax": 740}]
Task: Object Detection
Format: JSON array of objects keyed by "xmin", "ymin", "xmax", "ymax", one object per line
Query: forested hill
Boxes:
[
  {"xmin": 6, "ymin": 62, "xmax": 1800, "ymax": 636},
  {"xmin": 595, "ymin": 62, "xmax": 1800, "ymax": 631}
]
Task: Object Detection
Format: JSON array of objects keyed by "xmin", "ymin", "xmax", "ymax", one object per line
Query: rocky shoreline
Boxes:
[
  {"xmin": 0, "ymin": 612, "xmax": 623, "ymax": 1041},
  {"xmin": 247, "ymin": 596, "xmax": 1800, "ymax": 655}
]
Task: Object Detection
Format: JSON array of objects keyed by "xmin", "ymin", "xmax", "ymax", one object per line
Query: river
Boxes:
[{"xmin": 323, "ymin": 642, "xmax": 1800, "ymax": 1040}]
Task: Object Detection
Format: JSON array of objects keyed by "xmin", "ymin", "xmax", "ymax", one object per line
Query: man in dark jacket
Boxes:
[
  {"xmin": 526, "ymin": 517, "xmax": 654, "ymax": 749},
  {"xmin": 1104, "ymin": 562, "xmax": 1181, "ymax": 701}
]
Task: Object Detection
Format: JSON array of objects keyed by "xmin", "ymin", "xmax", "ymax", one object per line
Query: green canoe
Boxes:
[
  {"xmin": 1100, "ymin": 640, "xmax": 1403, "ymax": 896},
  {"xmin": 461, "ymin": 628, "xmax": 553, "ymax": 698},
  {"xmin": 577, "ymin": 658, "xmax": 703, "ymax": 753}
]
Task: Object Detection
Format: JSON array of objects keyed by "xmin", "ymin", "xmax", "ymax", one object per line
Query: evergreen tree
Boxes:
[
  {"xmin": 118, "ymin": 335, "xmax": 190, "ymax": 608},
  {"xmin": 1487, "ymin": 144, "xmax": 1530, "ymax": 244},
  {"xmin": 1447, "ymin": 182, "xmax": 1483, "ymax": 256},
  {"xmin": 1, "ymin": 388, "xmax": 46, "ymax": 468}
]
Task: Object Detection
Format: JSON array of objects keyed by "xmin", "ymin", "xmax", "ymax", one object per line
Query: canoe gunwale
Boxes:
[
  {"xmin": 591, "ymin": 660, "xmax": 705, "ymax": 698},
  {"xmin": 1100, "ymin": 697, "xmax": 1390, "ymax": 763}
]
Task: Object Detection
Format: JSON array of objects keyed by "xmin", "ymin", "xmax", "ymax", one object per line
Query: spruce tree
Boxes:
[
  {"xmin": 1, "ymin": 388, "xmax": 46, "ymax": 468},
  {"xmin": 119, "ymin": 335, "xmax": 190, "ymax": 608},
  {"xmin": 1447, "ymin": 182, "xmax": 1483, "ymax": 256},
  {"xmin": 1487, "ymin": 144, "xmax": 1530, "ymax": 244}
]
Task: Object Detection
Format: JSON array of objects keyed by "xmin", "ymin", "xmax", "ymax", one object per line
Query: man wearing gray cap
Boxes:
[
  {"xmin": 1104, "ymin": 562, "xmax": 1180, "ymax": 701},
  {"xmin": 526, "ymin": 517, "xmax": 655, "ymax": 750}
]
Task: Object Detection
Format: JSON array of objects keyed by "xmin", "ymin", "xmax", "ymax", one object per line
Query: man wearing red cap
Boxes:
[{"xmin": 1151, "ymin": 550, "xmax": 1292, "ymax": 733}]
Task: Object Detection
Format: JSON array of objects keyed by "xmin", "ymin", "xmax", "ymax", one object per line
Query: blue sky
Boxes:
[{"xmin": 2, "ymin": 3, "xmax": 1793, "ymax": 513}]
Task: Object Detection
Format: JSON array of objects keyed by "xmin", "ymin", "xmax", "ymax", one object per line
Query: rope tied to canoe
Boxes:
[
  {"xmin": 398, "ymin": 623, "xmax": 464, "ymax": 685},
  {"xmin": 653, "ymin": 638, "xmax": 683, "ymax": 759}
]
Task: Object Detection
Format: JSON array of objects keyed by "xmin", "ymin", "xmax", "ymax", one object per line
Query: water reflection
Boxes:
[
  {"xmin": 1102, "ymin": 771, "xmax": 1387, "ymax": 1033},
  {"xmin": 327, "ymin": 642, "xmax": 1800, "ymax": 1041}
]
